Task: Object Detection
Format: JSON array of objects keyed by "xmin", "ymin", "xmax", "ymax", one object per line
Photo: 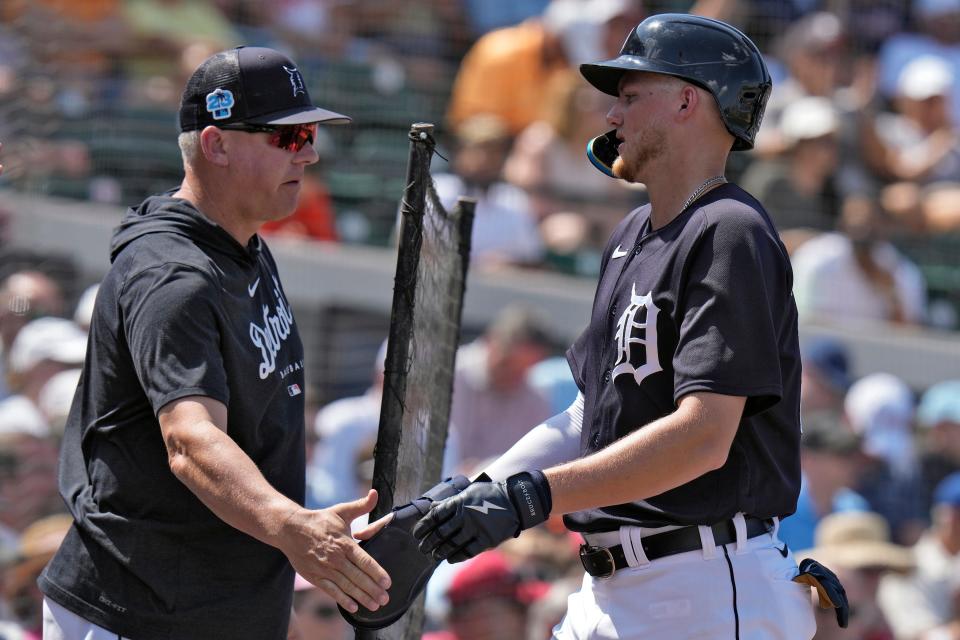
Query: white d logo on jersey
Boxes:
[{"xmin": 612, "ymin": 284, "xmax": 663, "ymax": 387}]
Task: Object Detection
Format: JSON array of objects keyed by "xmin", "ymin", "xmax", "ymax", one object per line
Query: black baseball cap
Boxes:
[{"xmin": 179, "ymin": 46, "xmax": 351, "ymax": 132}]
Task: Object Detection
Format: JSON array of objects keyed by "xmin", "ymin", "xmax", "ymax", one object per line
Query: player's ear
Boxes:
[
  {"xmin": 199, "ymin": 126, "xmax": 229, "ymax": 167},
  {"xmin": 677, "ymin": 84, "xmax": 700, "ymax": 120}
]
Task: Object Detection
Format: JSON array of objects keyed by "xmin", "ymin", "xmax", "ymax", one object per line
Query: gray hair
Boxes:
[{"xmin": 178, "ymin": 131, "xmax": 201, "ymax": 168}]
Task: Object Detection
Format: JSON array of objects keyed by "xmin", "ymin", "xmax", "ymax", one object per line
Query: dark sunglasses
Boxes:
[{"xmin": 218, "ymin": 122, "xmax": 318, "ymax": 153}]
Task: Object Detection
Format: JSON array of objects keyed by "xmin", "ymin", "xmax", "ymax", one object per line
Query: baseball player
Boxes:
[
  {"xmin": 404, "ymin": 14, "xmax": 848, "ymax": 639},
  {"xmin": 38, "ymin": 47, "xmax": 390, "ymax": 640}
]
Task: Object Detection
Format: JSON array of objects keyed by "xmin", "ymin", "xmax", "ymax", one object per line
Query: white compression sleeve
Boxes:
[{"xmin": 482, "ymin": 392, "xmax": 584, "ymax": 482}]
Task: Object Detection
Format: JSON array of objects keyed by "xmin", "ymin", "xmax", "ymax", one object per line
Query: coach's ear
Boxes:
[
  {"xmin": 586, "ymin": 129, "xmax": 620, "ymax": 179},
  {"xmin": 199, "ymin": 126, "xmax": 230, "ymax": 167}
]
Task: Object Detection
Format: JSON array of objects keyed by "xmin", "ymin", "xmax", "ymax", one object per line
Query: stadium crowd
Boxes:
[{"xmin": 0, "ymin": 0, "xmax": 959, "ymax": 638}]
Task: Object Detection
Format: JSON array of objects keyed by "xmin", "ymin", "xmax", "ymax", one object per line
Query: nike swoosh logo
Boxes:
[
  {"xmin": 464, "ymin": 501, "xmax": 507, "ymax": 515},
  {"xmin": 247, "ymin": 277, "xmax": 261, "ymax": 297},
  {"xmin": 777, "ymin": 543, "xmax": 789, "ymax": 557},
  {"xmin": 612, "ymin": 245, "xmax": 629, "ymax": 259}
]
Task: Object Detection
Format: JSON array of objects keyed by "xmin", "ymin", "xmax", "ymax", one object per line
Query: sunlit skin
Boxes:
[
  {"xmin": 174, "ymin": 125, "xmax": 320, "ymax": 245},
  {"xmin": 604, "ymin": 71, "xmax": 734, "ymax": 230}
]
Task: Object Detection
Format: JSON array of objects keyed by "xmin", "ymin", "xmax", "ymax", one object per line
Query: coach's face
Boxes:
[
  {"xmin": 606, "ymin": 71, "xmax": 673, "ymax": 183},
  {"xmin": 221, "ymin": 125, "xmax": 320, "ymax": 224}
]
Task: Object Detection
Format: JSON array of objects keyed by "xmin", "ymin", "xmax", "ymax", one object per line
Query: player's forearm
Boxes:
[
  {"xmin": 165, "ymin": 421, "xmax": 302, "ymax": 548},
  {"xmin": 543, "ymin": 392, "xmax": 743, "ymax": 515}
]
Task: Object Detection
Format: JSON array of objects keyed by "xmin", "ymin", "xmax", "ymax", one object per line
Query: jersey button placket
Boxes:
[
  {"xmin": 603, "ymin": 369, "xmax": 611, "ymax": 383},
  {"xmin": 591, "ymin": 432, "xmax": 601, "ymax": 448}
]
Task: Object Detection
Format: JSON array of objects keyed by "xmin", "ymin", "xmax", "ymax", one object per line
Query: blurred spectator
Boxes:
[
  {"xmin": 755, "ymin": 12, "xmax": 850, "ymax": 155},
  {"xmin": 0, "ymin": 272, "xmax": 65, "ymax": 400},
  {"xmin": 502, "ymin": 71, "xmax": 619, "ymax": 210},
  {"xmin": 741, "ymin": 96, "xmax": 842, "ymax": 239},
  {"xmin": 36, "ymin": 368, "xmax": 80, "ymax": 438},
  {"xmin": 445, "ymin": 0, "xmax": 644, "ymax": 136},
  {"xmin": 525, "ymin": 576, "xmax": 580, "ymax": 640},
  {"xmin": 862, "ymin": 56, "xmax": 960, "ymax": 233},
  {"xmin": 0, "ymin": 434, "xmax": 62, "ymax": 555},
  {"xmin": 2, "ymin": 513, "xmax": 71, "ymax": 638},
  {"xmin": 460, "ymin": 0, "xmax": 550, "ymax": 36},
  {"xmin": 349, "ymin": 1, "xmax": 473, "ymax": 64},
  {"xmin": 778, "ymin": 410, "xmax": 870, "ymax": 552},
  {"xmin": 121, "ymin": 0, "xmax": 241, "ymax": 106},
  {"xmin": 527, "ymin": 355, "xmax": 579, "ymax": 416},
  {"xmin": 800, "ymin": 336, "xmax": 853, "ymax": 416},
  {"xmin": 869, "ymin": 56, "xmax": 960, "ymax": 185},
  {"xmin": 72, "ymin": 283, "xmax": 99, "ymax": 332},
  {"xmin": 424, "ymin": 550, "xmax": 550, "ymax": 640},
  {"xmin": 306, "ymin": 340, "xmax": 386, "ymax": 509},
  {"xmin": 878, "ymin": 472, "xmax": 960, "ymax": 640},
  {"xmin": 433, "ymin": 114, "xmax": 544, "ymax": 268},
  {"xmin": 845, "ymin": 372, "xmax": 927, "ymax": 544},
  {"xmin": 877, "ymin": 0, "xmax": 960, "ymax": 127},
  {"xmin": 449, "ymin": 306, "xmax": 554, "ymax": 472},
  {"xmin": 262, "ymin": 1, "xmax": 356, "ymax": 59},
  {"xmin": 0, "ymin": 317, "xmax": 85, "ymax": 441},
  {"xmin": 791, "ymin": 195, "xmax": 927, "ymax": 325},
  {"xmin": 502, "ymin": 70, "xmax": 642, "ymax": 262},
  {"xmin": 797, "ymin": 511, "xmax": 912, "ymax": 640},
  {"xmin": 5, "ymin": 317, "xmax": 86, "ymax": 408},
  {"xmin": 917, "ymin": 380, "xmax": 960, "ymax": 510},
  {"xmin": 290, "ymin": 573, "xmax": 351, "ymax": 640}
]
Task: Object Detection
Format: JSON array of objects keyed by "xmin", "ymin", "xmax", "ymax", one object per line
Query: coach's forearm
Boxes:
[
  {"xmin": 543, "ymin": 391, "xmax": 744, "ymax": 515},
  {"xmin": 159, "ymin": 397, "xmax": 302, "ymax": 549}
]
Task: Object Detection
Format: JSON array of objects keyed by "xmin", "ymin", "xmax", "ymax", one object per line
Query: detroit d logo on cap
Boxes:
[{"xmin": 282, "ymin": 66, "xmax": 305, "ymax": 97}]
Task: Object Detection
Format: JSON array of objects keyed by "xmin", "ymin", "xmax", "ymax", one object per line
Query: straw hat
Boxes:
[{"xmin": 795, "ymin": 512, "xmax": 914, "ymax": 572}]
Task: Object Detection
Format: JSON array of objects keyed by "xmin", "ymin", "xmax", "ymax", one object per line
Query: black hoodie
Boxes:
[{"xmin": 40, "ymin": 194, "xmax": 306, "ymax": 639}]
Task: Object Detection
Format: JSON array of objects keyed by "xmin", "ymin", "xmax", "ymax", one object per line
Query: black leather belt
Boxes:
[{"xmin": 579, "ymin": 516, "xmax": 772, "ymax": 578}]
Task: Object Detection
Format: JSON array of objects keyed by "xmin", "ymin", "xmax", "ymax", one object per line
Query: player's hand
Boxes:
[
  {"xmin": 279, "ymin": 490, "xmax": 391, "ymax": 615},
  {"xmin": 412, "ymin": 471, "xmax": 551, "ymax": 563}
]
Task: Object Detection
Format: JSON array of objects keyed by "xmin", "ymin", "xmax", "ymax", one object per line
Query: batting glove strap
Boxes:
[{"xmin": 505, "ymin": 470, "xmax": 551, "ymax": 532}]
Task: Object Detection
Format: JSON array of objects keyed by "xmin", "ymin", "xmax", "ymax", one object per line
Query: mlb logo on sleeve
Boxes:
[{"xmin": 287, "ymin": 384, "xmax": 302, "ymax": 397}]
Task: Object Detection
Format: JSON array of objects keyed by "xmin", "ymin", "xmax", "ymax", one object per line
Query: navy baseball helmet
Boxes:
[{"xmin": 580, "ymin": 13, "xmax": 772, "ymax": 150}]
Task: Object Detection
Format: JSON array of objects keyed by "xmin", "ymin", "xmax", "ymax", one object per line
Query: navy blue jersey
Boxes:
[{"xmin": 565, "ymin": 183, "xmax": 802, "ymax": 533}]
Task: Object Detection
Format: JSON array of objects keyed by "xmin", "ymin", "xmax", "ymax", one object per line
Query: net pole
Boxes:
[
  {"xmin": 368, "ymin": 123, "xmax": 435, "ymax": 522},
  {"xmin": 353, "ymin": 123, "xmax": 434, "ymax": 640}
]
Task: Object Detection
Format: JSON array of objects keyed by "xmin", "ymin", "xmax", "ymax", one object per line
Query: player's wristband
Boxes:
[{"xmin": 505, "ymin": 470, "xmax": 552, "ymax": 531}]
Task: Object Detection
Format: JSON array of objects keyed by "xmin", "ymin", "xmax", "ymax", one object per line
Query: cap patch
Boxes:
[{"xmin": 206, "ymin": 88, "xmax": 235, "ymax": 120}]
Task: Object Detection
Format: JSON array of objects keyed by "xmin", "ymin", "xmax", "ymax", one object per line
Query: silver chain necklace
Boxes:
[{"xmin": 680, "ymin": 175, "xmax": 727, "ymax": 212}]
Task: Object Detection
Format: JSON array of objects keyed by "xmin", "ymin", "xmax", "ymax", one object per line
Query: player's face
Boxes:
[
  {"xmin": 223, "ymin": 125, "xmax": 320, "ymax": 223},
  {"xmin": 606, "ymin": 72, "xmax": 674, "ymax": 182}
]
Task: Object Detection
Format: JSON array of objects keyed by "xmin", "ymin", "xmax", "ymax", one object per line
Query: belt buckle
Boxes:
[{"xmin": 579, "ymin": 544, "xmax": 616, "ymax": 579}]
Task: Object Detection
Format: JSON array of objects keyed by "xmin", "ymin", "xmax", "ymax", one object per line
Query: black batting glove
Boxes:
[
  {"xmin": 793, "ymin": 558, "xmax": 850, "ymax": 628},
  {"xmin": 412, "ymin": 471, "xmax": 552, "ymax": 563}
]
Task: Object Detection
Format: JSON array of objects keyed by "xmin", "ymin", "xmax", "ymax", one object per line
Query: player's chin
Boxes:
[{"xmin": 612, "ymin": 156, "xmax": 635, "ymax": 182}]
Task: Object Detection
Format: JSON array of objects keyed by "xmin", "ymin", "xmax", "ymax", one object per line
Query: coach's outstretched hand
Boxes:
[
  {"xmin": 413, "ymin": 471, "xmax": 552, "ymax": 563},
  {"xmin": 280, "ymin": 490, "xmax": 391, "ymax": 616}
]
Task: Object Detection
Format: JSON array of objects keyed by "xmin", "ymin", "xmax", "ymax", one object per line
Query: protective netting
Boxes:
[
  {"xmin": 360, "ymin": 123, "xmax": 474, "ymax": 640},
  {"xmin": 374, "ymin": 124, "xmax": 474, "ymax": 512}
]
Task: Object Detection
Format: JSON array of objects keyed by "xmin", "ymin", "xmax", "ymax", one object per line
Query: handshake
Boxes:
[{"xmin": 341, "ymin": 470, "xmax": 552, "ymax": 629}]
